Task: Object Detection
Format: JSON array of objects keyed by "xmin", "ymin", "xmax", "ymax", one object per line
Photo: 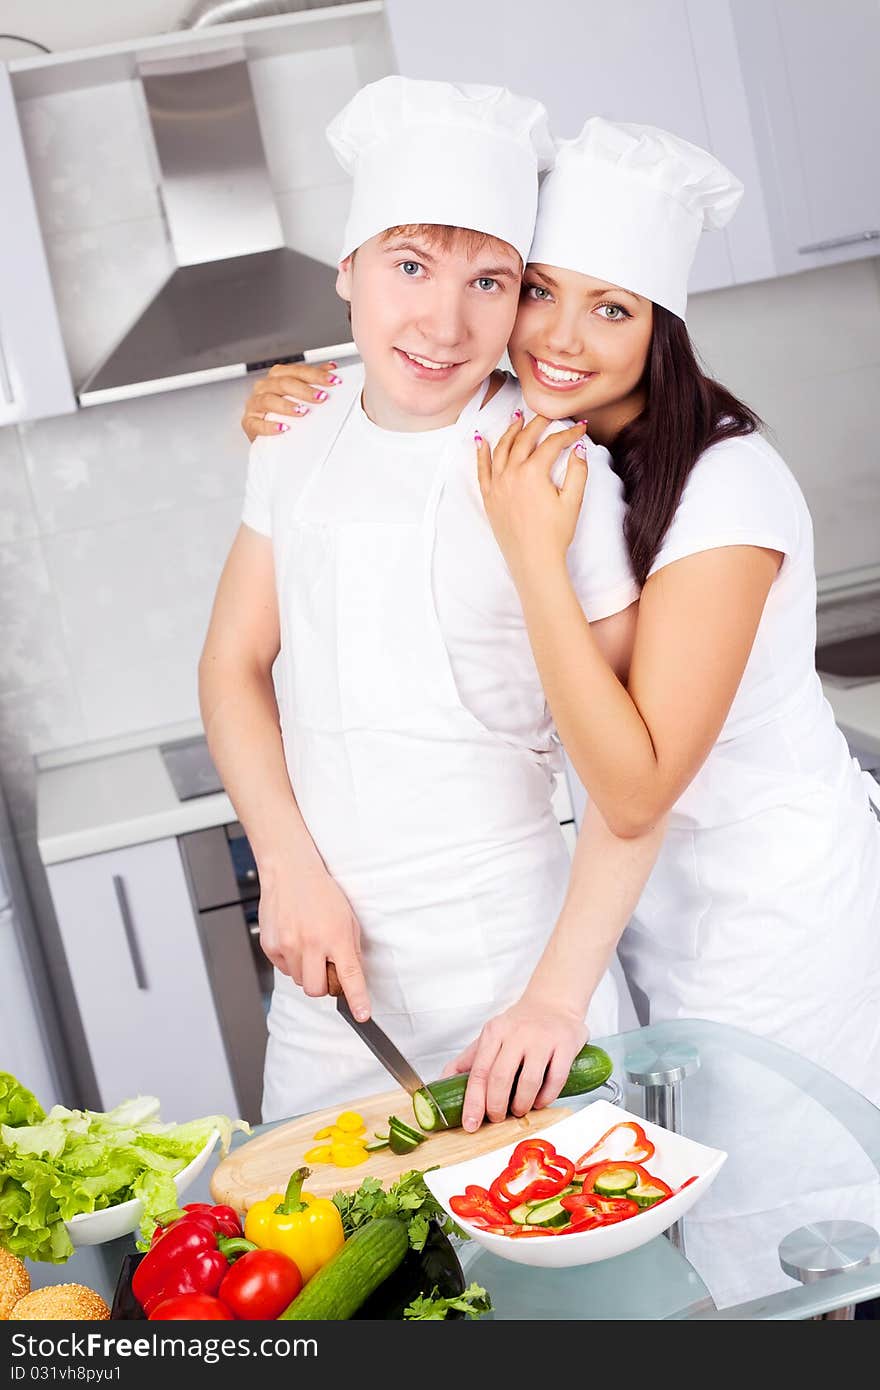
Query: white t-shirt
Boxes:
[
  {"xmin": 242, "ymin": 365, "xmax": 638, "ymax": 763},
  {"xmin": 645, "ymin": 429, "xmax": 856, "ymax": 827}
]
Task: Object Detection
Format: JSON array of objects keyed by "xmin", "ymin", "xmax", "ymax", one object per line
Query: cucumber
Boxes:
[
  {"xmin": 279, "ymin": 1216, "xmax": 408, "ymax": 1321},
  {"xmin": 629, "ymin": 1179, "xmax": 670, "ymax": 1209},
  {"xmin": 412, "ymin": 1043, "xmax": 614, "ymax": 1132},
  {"xmin": 387, "ymin": 1115, "xmax": 425, "ymax": 1156},
  {"xmin": 525, "ymin": 1198, "xmax": 570, "ymax": 1228},
  {"xmin": 593, "ymin": 1165, "xmax": 639, "ymax": 1197},
  {"xmin": 508, "ymin": 1203, "xmax": 533, "ymax": 1225}
]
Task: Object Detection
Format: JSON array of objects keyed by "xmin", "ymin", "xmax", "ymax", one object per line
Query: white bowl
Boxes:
[
  {"xmin": 425, "ymin": 1100, "xmax": 726, "ymax": 1269},
  {"xmin": 63, "ymin": 1129, "xmax": 220, "ymax": 1247}
]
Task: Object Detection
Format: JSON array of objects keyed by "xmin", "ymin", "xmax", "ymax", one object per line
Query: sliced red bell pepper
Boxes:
[
  {"xmin": 574, "ymin": 1121, "xmax": 655, "ymax": 1172},
  {"xmin": 561, "ymin": 1191, "xmax": 639, "ymax": 1227},
  {"xmin": 449, "ymin": 1184, "xmax": 511, "ymax": 1228},
  {"xmin": 488, "ymin": 1138, "xmax": 575, "ymax": 1208}
]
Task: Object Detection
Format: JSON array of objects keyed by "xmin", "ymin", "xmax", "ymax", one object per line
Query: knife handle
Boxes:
[{"xmin": 326, "ymin": 961, "xmax": 342, "ymax": 997}]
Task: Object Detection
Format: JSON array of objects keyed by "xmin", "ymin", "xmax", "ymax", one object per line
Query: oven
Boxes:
[{"xmin": 178, "ymin": 821, "xmax": 271, "ymax": 1123}]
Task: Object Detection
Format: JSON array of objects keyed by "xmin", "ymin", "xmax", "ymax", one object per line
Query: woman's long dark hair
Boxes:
[{"xmin": 610, "ymin": 305, "xmax": 762, "ymax": 587}]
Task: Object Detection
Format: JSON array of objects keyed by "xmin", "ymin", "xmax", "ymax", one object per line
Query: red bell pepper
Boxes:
[
  {"xmin": 133, "ymin": 1210, "xmax": 254, "ymax": 1316},
  {"xmin": 488, "ymin": 1139, "xmax": 575, "ymax": 1209},
  {"xmin": 574, "ymin": 1121, "xmax": 654, "ymax": 1172},
  {"xmin": 449, "ymin": 1185, "xmax": 511, "ymax": 1229},
  {"xmin": 150, "ymin": 1203, "xmax": 242, "ymax": 1246},
  {"xmin": 560, "ymin": 1191, "xmax": 639, "ymax": 1227},
  {"xmin": 149, "ymin": 1293, "xmax": 235, "ymax": 1320}
]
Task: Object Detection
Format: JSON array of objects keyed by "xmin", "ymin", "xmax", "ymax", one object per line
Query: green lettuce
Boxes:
[{"xmin": 0, "ymin": 1074, "xmax": 250, "ymax": 1264}]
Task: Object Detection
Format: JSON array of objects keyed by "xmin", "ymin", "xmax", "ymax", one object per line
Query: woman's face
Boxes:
[{"xmin": 507, "ymin": 263, "xmax": 654, "ymax": 443}]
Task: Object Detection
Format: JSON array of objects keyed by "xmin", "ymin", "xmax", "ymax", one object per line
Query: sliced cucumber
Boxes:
[
  {"xmin": 629, "ymin": 1180, "xmax": 669, "ymax": 1209},
  {"xmin": 508, "ymin": 1203, "xmax": 533, "ymax": 1226},
  {"xmin": 387, "ymin": 1115, "xmax": 426, "ymax": 1156},
  {"xmin": 525, "ymin": 1198, "xmax": 570, "ymax": 1228},
  {"xmin": 593, "ymin": 1165, "xmax": 639, "ymax": 1197},
  {"xmin": 364, "ymin": 1139, "xmax": 390, "ymax": 1152}
]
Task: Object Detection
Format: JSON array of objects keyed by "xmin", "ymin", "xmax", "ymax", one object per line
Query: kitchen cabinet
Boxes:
[
  {"xmin": 0, "ymin": 67, "xmax": 75, "ymax": 425},
  {"xmin": 385, "ymin": 0, "xmax": 880, "ymax": 292},
  {"xmin": 722, "ymin": 0, "xmax": 880, "ymax": 277},
  {"xmin": 45, "ymin": 835, "xmax": 239, "ymax": 1122}
]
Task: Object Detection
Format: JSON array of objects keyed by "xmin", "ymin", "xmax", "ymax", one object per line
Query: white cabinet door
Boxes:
[
  {"xmin": 46, "ymin": 837, "xmax": 238, "ymax": 1121},
  {"xmin": 385, "ymin": 0, "xmax": 737, "ymax": 295},
  {"xmin": 730, "ymin": 0, "xmax": 880, "ymax": 274},
  {"xmin": 0, "ymin": 67, "xmax": 75, "ymax": 425}
]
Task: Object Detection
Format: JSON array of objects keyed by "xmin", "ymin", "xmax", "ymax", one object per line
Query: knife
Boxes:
[{"xmin": 326, "ymin": 963, "xmax": 449, "ymax": 1128}]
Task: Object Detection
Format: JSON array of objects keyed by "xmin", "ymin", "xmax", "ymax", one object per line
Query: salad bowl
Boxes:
[{"xmin": 425, "ymin": 1100, "xmax": 726, "ymax": 1269}]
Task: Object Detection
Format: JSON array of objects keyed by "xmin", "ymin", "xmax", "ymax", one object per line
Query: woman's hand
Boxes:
[
  {"xmin": 441, "ymin": 993, "xmax": 588, "ymax": 1131},
  {"xmin": 257, "ymin": 852, "xmax": 371, "ymax": 1020},
  {"xmin": 241, "ymin": 360, "xmax": 344, "ymax": 442},
  {"xmin": 476, "ymin": 413, "xmax": 589, "ymax": 585}
]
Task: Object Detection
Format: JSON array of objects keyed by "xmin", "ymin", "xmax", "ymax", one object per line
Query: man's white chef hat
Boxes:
[
  {"xmin": 528, "ymin": 117, "xmax": 745, "ymax": 319},
  {"xmin": 327, "ymin": 75, "xmax": 555, "ymax": 265}
]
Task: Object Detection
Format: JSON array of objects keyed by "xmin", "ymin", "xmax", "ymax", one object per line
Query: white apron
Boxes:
[{"xmin": 262, "ymin": 380, "xmax": 618, "ymax": 1121}]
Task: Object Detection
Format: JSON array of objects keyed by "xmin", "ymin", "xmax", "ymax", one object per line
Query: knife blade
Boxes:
[{"xmin": 327, "ymin": 963, "xmax": 449, "ymax": 1127}]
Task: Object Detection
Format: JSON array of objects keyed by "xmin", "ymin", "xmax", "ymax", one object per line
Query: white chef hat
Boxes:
[
  {"xmin": 528, "ymin": 117, "xmax": 744, "ymax": 319},
  {"xmin": 327, "ymin": 75, "xmax": 555, "ymax": 265}
]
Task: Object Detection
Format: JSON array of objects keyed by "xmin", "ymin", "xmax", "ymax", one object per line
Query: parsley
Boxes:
[
  {"xmin": 332, "ymin": 1168, "xmax": 467, "ymax": 1251},
  {"xmin": 404, "ymin": 1282, "xmax": 492, "ymax": 1320}
]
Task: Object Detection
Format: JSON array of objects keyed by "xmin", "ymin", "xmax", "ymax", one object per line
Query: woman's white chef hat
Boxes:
[
  {"xmin": 528, "ymin": 117, "xmax": 745, "ymax": 319},
  {"xmin": 327, "ymin": 75, "xmax": 555, "ymax": 264}
]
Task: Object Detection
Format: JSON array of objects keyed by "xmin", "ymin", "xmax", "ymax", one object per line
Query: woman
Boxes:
[{"xmin": 240, "ymin": 117, "xmax": 880, "ymax": 1122}]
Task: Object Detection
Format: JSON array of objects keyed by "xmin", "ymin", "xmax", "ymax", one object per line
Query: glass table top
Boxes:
[{"xmin": 81, "ymin": 1018, "xmax": 880, "ymax": 1320}]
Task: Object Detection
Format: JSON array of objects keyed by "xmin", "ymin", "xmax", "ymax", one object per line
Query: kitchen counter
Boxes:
[
  {"xmin": 36, "ymin": 720, "xmax": 236, "ymax": 866},
  {"xmin": 36, "ymin": 720, "xmax": 577, "ymax": 866}
]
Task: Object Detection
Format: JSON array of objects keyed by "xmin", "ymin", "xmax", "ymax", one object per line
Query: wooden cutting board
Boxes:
[{"xmin": 210, "ymin": 1084, "xmax": 572, "ymax": 1210}]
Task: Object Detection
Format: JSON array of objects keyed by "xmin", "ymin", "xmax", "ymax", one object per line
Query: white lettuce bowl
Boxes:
[{"xmin": 63, "ymin": 1128, "xmax": 220, "ymax": 1247}]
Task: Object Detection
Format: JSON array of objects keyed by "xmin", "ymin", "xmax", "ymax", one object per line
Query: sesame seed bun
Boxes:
[
  {"xmin": 0, "ymin": 1249, "xmax": 30, "ymax": 1320},
  {"xmin": 10, "ymin": 1284, "xmax": 110, "ymax": 1321}
]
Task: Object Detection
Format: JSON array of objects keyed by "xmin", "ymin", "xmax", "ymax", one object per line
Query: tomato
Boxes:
[
  {"xmin": 218, "ymin": 1249, "xmax": 303, "ymax": 1320},
  {"xmin": 148, "ymin": 1293, "xmax": 234, "ymax": 1320}
]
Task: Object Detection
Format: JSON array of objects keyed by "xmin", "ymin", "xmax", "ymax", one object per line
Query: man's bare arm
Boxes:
[{"xmin": 198, "ymin": 524, "xmax": 371, "ymax": 1017}]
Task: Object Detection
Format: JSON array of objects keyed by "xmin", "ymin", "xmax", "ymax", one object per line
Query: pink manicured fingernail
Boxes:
[
  {"xmin": 276, "ymin": 422, "xmax": 289, "ymax": 433},
  {"xmin": 512, "ymin": 409, "xmax": 523, "ymax": 421},
  {"xmin": 579, "ymin": 419, "xmax": 589, "ymax": 427},
  {"xmin": 313, "ymin": 388, "xmax": 329, "ymax": 402},
  {"xmin": 474, "ymin": 431, "xmax": 483, "ymax": 445},
  {"xmin": 327, "ymin": 361, "xmax": 338, "ymax": 369},
  {"xmin": 574, "ymin": 439, "xmax": 587, "ymax": 458},
  {"xmin": 293, "ymin": 403, "xmax": 310, "ymax": 416},
  {"xmin": 327, "ymin": 374, "xmax": 342, "ymax": 385}
]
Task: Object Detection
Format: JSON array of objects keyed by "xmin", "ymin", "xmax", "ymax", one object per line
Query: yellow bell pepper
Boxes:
[
  {"xmin": 333, "ymin": 1110, "xmax": 366, "ymax": 1135},
  {"xmin": 303, "ymin": 1143, "xmax": 334, "ymax": 1164},
  {"xmin": 243, "ymin": 1167, "xmax": 344, "ymax": 1282}
]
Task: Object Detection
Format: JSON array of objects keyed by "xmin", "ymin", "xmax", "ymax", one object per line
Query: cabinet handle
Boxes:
[
  {"xmin": 112, "ymin": 874, "xmax": 149, "ymax": 991},
  {"xmin": 0, "ymin": 332, "xmax": 13, "ymax": 406},
  {"xmin": 798, "ymin": 230, "xmax": 880, "ymax": 254}
]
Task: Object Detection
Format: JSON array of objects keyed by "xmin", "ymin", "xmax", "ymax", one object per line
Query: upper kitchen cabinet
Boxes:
[
  {"xmin": 2, "ymin": 2, "xmax": 393, "ymax": 418},
  {"xmin": 385, "ymin": 0, "xmax": 880, "ymax": 293},
  {"xmin": 0, "ymin": 68, "xmax": 76, "ymax": 425},
  {"xmin": 724, "ymin": 0, "xmax": 880, "ymax": 277}
]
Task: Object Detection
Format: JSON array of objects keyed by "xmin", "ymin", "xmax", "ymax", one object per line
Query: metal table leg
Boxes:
[
  {"xmin": 624, "ymin": 1043, "xmax": 701, "ymax": 1255},
  {"xmin": 779, "ymin": 1221, "xmax": 880, "ymax": 1320}
]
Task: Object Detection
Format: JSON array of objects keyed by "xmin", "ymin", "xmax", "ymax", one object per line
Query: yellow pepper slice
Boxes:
[
  {"xmin": 312, "ymin": 1125, "xmax": 335, "ymax": 1140},
  {"xmin": 330, "ymin": 1139, "xmax": 370, "ymax": 1167},
  {"xmin": 243, "ymin": 1167, "xmax": 344, "ymax": 1282},
  {"xmin": 303, "ymin": 1144, "xmax": 333, "ymax": 1164},
  {"xmin": 333, "ymin": 1110, "xmax": 366, "ymax": 1135}
]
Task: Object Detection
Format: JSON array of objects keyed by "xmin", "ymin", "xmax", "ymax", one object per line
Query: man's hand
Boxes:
[
  {"xmin": 441, "ymin": 994, "xmax": 588, "ymax": 1131},
  {"xmin": 257, "ymin": 853, "xmax": 371, "ymax": 1021}
]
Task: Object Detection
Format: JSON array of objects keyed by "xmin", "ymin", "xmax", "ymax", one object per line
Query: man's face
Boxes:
[{"xmin": 337, "ymin": 227, "xmax": 522, "ymax": 430}]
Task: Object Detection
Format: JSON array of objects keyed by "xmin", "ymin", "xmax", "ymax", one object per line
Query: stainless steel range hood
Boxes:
[{"xmin": 77, "ymin": 45, "xmax": 354, "ymax": 406}]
